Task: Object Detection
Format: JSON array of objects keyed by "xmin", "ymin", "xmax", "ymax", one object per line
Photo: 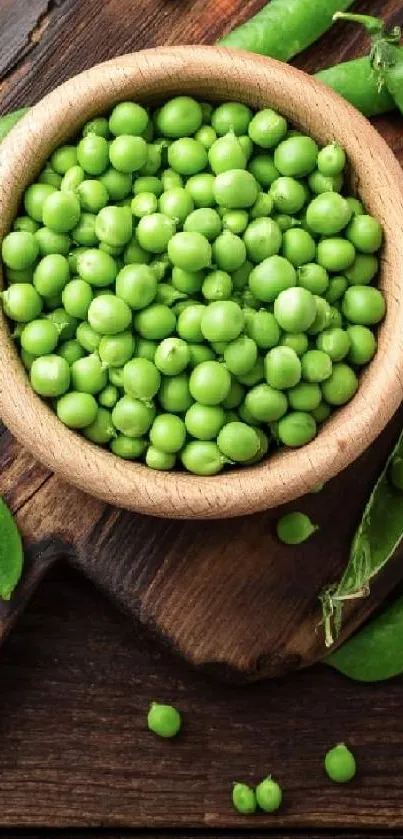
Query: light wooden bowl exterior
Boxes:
[{"xmin": 1, "ymin": 46, "xmax": 403, "ymax": 519}]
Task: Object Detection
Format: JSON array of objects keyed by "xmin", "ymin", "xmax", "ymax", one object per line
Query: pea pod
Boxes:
[
  {"xmin": 326, "ymin": 593, "xmax": 403, "ymax": 682},
  {"xmin": 315, "ymin": 56, "xmax": 397, "ymax": 117},
  {"xmin": 0, "ymin": 497, "xmax": 23, "ymax": 601},
  {"xmin": 218, "ymin": 0, "xmax": 355, "ymax": 62},
  {"xmin": 334, "ymin": 13, "xmax": 403, "ymax": 116},
  {"xmin": 0, "ymin": 107, "xmax": 29, "ymax": 142},
  {"xmin": 321, "ymin": 429, "xmax": 403, "ymax": 647}
]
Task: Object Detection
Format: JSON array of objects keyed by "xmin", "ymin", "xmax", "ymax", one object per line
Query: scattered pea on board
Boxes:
[{"xmin": 1, "ymin": 96, "xmax": 385, "ymax": 476}]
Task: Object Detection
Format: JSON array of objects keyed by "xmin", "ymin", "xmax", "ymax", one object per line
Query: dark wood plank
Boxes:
[{"xmin": 1, "ymin": 564, "xmax": 403, "ymax": 828}]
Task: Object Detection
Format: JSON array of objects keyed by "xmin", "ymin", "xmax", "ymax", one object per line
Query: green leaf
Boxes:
[{"xmin": 0, "ymin": 497, "xmax": 23, "ymax": 601}]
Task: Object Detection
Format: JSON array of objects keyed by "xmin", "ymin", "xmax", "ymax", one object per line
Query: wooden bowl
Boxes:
[{"xmin": 1, "ymin": 46, "xmax": 403, "ymax": 519}]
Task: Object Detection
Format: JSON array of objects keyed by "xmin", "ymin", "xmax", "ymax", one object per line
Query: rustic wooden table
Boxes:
[{"xmin": 1, "ymin": 0, "xmax": 403, "ymax": 833}]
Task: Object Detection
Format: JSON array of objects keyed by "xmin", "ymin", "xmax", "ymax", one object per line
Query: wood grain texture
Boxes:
[
  {"xmin": 2, "ymin": 563, "xmax": 403, "ymax": 828},
  {"xmin": 1, "ymin": 48, "xmax": 403, "ymax": 518},
  {"xmin": 1, "ymin": 0, "xmax": 403, "ymax": 829}
]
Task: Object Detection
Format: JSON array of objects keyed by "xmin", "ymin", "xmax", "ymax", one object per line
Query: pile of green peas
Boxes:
[{"xmin": 0, "ymin": 96, "xmax": 385, "ymax": 475}]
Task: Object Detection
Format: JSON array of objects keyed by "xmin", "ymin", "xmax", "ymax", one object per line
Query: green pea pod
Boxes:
[
  {"xmin": 315, "ymin": 56, "xmax": 396, "ymax": 117},
  {"xmin": 326, "ymin": 593, "xmax": 403, "ymax": 682},
  {"xmin": 0, "ymin": 497, "xmax": 23, "ymax": 601},
  {"xmin": 321, "ymin": 429, "xmax": 403, "ymax": 647},
  {"xmin": 334, "ymin": 13, "xmax": 403, "ymax": 116},
  {"xmin": 0, "ymin": 107, "xmax": 29, "ymax": 143},
  {"xmin": 218, "ymin": 0, "xmax": 355, "ymax": 62}
]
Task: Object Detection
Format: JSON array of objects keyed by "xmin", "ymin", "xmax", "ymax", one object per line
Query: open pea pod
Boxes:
[{"xmin": 321, "ymin": 428, "xmax": 403, "ymax": 646}]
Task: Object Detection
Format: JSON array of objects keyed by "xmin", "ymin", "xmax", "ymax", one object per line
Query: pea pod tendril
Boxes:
[{"xmin": 321, "ymin": 428, "xmax": 403, "ymax": 647}]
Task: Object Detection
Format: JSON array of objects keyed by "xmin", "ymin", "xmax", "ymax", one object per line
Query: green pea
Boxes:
[
  {"xmin": 311, "ymin": 400, "xmax": 331, "ymax": 423},
  {"xmin": 274, "ymin": 287, "xmax": 316, "ymax": 333},
  {"xmin": 98, "ymin": 383, "xmax": 119, "ymax": 409},
  {"xmin": 154, "ymin": 337, "xmax": 190, "ymax": 375},
  {"xmin": 277, "ymin": 411, "xmax": 317, "ymax": 447},
  {"xmin": 324, "ymin": 275, "xmax": 347, "ymax": 303},
  {"xmin": 146, "ymin": 446, "xmax": 176, "ymax": 470},
  {"xmin": 100, "ymin": 167, "xmax": 132, "ymax": 201},
  {"xmin": 301, "ymin": 349, "xmax": 332, "ymax": 383},
  {"xmin": 99, "ymin": 332, "xmax": 135, "ymax": 368},
  {"xmin": 2, "ymin": 231, "xmax": 39, "ymax": 270},
  {"xmin": 186, "ymin": 173, "xmax": 215, "ymax": 208},
  {"xmin": 211, "ymin": 102, "xmax": 252, "ymax": 136},
  {"xmin": 195, "ymin": 124, "xmax": 217, "ymax": 149},
  {"xmin": 56, "ymin": 391, "xmax": 98, "ymax": 429},
  {"xmin": 208, "ymin": 133, "xmax": 246, "ymax": 175},
  {"xmin": 317, "ymin": 238, "xmax": 356, "ymax": 272},
  {"xmin": 306, "ymin": 193, "xmax": 351, "ymax": 236},
  {"xmin": 248, "ymin": 153, "xmax": 279, "ymax": 186},
  {"xmin": 308, "ymin": 170, "xmax": 343, "ymax": 195},
  {"xmin": 71, "ymin": 354, "xmax": 107, "ymax": 394},
  {"xmin": 20, "ymin": 319, "xmax": 59, "ymax": 356},
  {"xmin": 112, "ymin": 395, "xmax": 155, "ymax": 437},
  {"xmin": 248, "ymin": 108, "xmax": 287, "ymax": 148},
  {"xmin": 76, "ymin": 321, "xmax": 101, "ymax": 352},
  {"xmin": 244, "ymin": 218, "xmax": 282, "ymax": 264},
  {"xmin": 217, "ymin": 421, "xmax": 260, "ymax": 462},
  {"xmin": 185, "ymin": 403, "xmax": 225, "ymax": 440},
  {"xmin": 133, "ymin": 176, "xmax": 163, "ymax": 197},
  {"xmin": 109, "ymin": 102, "xmax": 148, "ymax": 136},
  {"xmin": 158, "ymin": 373, "xmax": 192, "ymax": 413},
  {"xmin": 345, "ymin": 254, "xmax": 378, "ymax": 285},
  {"xmin": 245, "ymin": 383, "xmax": 287, "ymax": 421},
  {"xmin": 110, "ymin": 435, "xmax": 147, "ymax": 459},
  {"xmin": 157, "ymin": 96, "xmax": 202, "ymax": 138},
  {"xmin": 201, "ymin": 300, "xmax": 244, "ymax": 343},
  {"xmin": 321, "ymin": 362, "xmax": 358, "ymax": 405},
  {"xmin": 317, "ymin": 328, "xmax": 350, "ymax": 362},
  {"xmin": 212, "ymin": 231, "xmax": 246, "ymax": 272},
  {"xmin": 83, "ymin": 116, "xmax": 110, "ymax": 138},
  {"xmin": 265, "ymin": 346, "xmax": 301, "ymax": 390},
  {"xmin": 213, "ymin": 169, "xmax": 259, "ymax": 209},
  {"xmin": 1, "ymin": 283, "xmax": 43, "ymax": 323},
  {"xmin": 232, "ymin": 783, "xmax": 256, "ymax": 815},
  {"xmin": 58, "ymin": 338, "xmax": 85, "ymax": 365},
  {"xmin": 134, "ymin": 304, "xmax": 176, "ymax": 340},
  {"xmin": 346, "ymin": 214, "xmax": 382, "ymax": 254},
  {"xmin": 150, "ymin": 413, "xmax": 186, "ymax": 453},
  {"xmin": 189, "ymin": 360, "xmax": 231, "ymax": 405},
  {"xmin": 30, "ymin": 354, "xmax": 70, "ymax": 397},
  {"xmin": 324, "ymin": 744, "xmax": 357, "ymax": 784},
  {"xmin": 342, "ymin": 285, "xmax": 385, "ymax": 326},
  {"xmin": 184, "ymin": 208, "xmax": 222, "ymax": 241},
  {"xmin": 288, "ymin": 382, "xmax": 322, "ymax": 411},
  {"xmin": 255, "ymin": 777, "xmax": 283, "ymax": 812},
  {"xmin": 181, "ymin": 440, "xmax": 224, "ymax": 475},
  {"xmin": 95, "ymin": 206, "xmax": 133, "ymax": 248},
  {"xmin": 346, "ymin": 325, "xmax": 376, "ymax": 365}
]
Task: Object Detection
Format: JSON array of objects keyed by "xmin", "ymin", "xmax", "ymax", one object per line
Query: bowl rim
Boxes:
[{"xmin": 1, "ymin": 45, "xmax": 403, "ymax": 519}]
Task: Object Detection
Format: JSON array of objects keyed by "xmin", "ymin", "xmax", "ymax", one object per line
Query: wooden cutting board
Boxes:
[{"xmin": 1, "ymin": 406, "xmax": 403, "ymax": 682}]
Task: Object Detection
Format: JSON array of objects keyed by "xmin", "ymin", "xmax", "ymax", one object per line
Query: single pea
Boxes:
[
  {"xmin": 296, "ymin": 263, "xmax": 328, "ymax": 296},
  {"xmin": 111, "ymin": 434, "xmax": 147, "ymax": 459},
  {"xmin": 60, "ymin": 164, "xmax": 85, "ymax": 193},
  {"xmin": 71, "ymin": 354, "xmax": 107, "ymax": 394},
  {"xmin": 166, "ymin": 229, "xmax": 209, "ymax": 275},
  {"xmin": 201, "ymin": 270, "xmax": 231, "ymax": 302},
  {"xmin": 1, "ymin": 283, "xmax": 43, "ymax": 323},
  {"xmin": 346, "ymin": 196, "xmax": 364, "ymax": 217},
  {"xmin": 32, "ymin": 253, "xmax": 69, "ymax": 297},
  {"xmin": 274, "ymin": 135, "xmax": 318, "ymax": 177},
  {"xmin": 154, "ymin": 337, "xmax": 190, "ymax": 375},
  {"xmin": 345, "ymin": 253, "xmax": 378, "ymax": 286},
  {"xmin": 212, "ymin": 231, "xmax": 246, "ymax": 272},
  {"xmin": 76, "ymin": 134, "xmax": 109, "ymax": 176},
  {"xmin": 288, "ymin": 381, "xmax": 322, "ymax": 411},
  {"xmin": 98, "ymin": 383, "xmax": 119, "ymax": 409},
  {"xmin": 195, "ymin": 124, "xmax": 217, "ymax": 149},
  {"xmin": 244, "ymin": 382, "xmax": 287, "ymax": 422},
  {"xmin": 158, "ymin": 373, "xmax": 193, "ymax": 413},
  {"xmin": 134, "ymin": 304, "xmax": 176, "ymax": 340},
  {"xmin": 255, "ymin": 777, "xmax": 283, "ymax": 813},
  {"xmin": 24, "ymin": 183, "xmax": 57, "ymax": 222},
  {"xmin": 248, "ymin": 108, "xmax": 287, "ymax": 148},
  {"xmin": 243, "ymin": 218, "xmax": 282, "ymax": 264},
  {"xmin": 171, "ymin": 267, "xmax": 203, "ymax": 296},
  {"xmin": 346, "ymin": 325, "xmax": 376, "ymax": 365},
  {"xmin": 134, "ymin": 176, "xmax": 163, "ymax": 197},
  {"xmin": 100, "ymin": 167, "xmax": 132, "ymax": 201},
  {"xmin": 308, "ymin": 170, "xmax": 343, "ymax": 195},
  {"xmin": 224, "ymin": 336, "xmax": 258, "ymax": 376},
  {"xmin": 311, "ymin": 400, "xmax": 331, "ymax": 423},
  {"xmin": 30, "ymin": 354, "xmax": 70, "ymax": 397},
  {"xmin": 177, "ymin": 304, "xmax": 206, "ymax": 343},
  {"xmin": 88, "ymin": 294, "xmax": 132, "ymax": 335},
  {"xmin": 112, "ymin": 395, "xmax": 155, "ymax": 437},
  {"xmin": 49, "ymin": 145, "xmax": 77, "ymax": 175},
  {"xmin": 108, "ymin": 134, "xmax": 147, "ymax": 174},
  {"xmin": 201, "ymin": 300, "xmax": 244, "ymax": 343},
  {"xmin": 274, "ymin": 287, "xmax": 316, "ymax": 333},
  {"xmin": 134, "ymin": 213, "xmax": 175, "ymax": 255},
  {"xmin": 280, "ymin": 332, "xmax": 309, "ymax": 357},
  {"xmin": 317, "ymin": 238, "xmax": 356, "ymax": 272},
  {"xmin": 20, "ymin": 319, "xmax": 59, "ymax": 356},
  {"xmin": 61, "ymin": 279, "xmax": 93, "ymax": 319},
  {"xmin": 115, "ymin": 264, "xmax": 157, "ymax": 310},
  {"xmin": 56, "ymin": 391, "xmax": 98, "ymax": 429},
  {"xmin": 83, "ymin": 406, "xmax": 116, "ymax": 444},
  {"xmin": 277, "ymin": 511, "xmax": 318, "ymax": 544},
  {"xmin": 167, "ymin": 137, "xmax": 208, "ymax": 176},
  {"xmin": 324, "ymin": 275, "xmax": 347, "ymax": 303},
  {"xmin": 189, "ymin": 360, "xmax": 231, "ymax": 405},
  {"xmin": 38, "ymin": 167, "xmax": 62, "ymax": 189},
  {"xmin": 208, "ymin": 133, "xmax": 246, "ymax": 175},
  {"xmin": 211, "ymin": 102, "xmax": 252, "ymax": 136},
  {"xmin": 35, "ymin": 227, "xmax": 71, "ymax": 257},
  {"xmin": 75, "ymin": 179, "xmax": 108, "ymax": 213},
  {"xmin": 277, "ymin": 410, "xmax": 317, "ymax": 447},
  {"xmin": 150, "ymin": 413, "xmax": 186, "ymax": 453},
  {"xmin": 83, "ymin": 116, "xmax": 110, "ymax": 138},
  {"xmin": 1, "ymin": 231, "xmax": 39, "ymax": 270},
  {"xmin": 217, "ymin": 421, "xmax": 260, "ymax": 462},
  {"xmin": 76, "ymin": 321, "xmax": 101, "ymax": 352},
  {"xmin": 76, "ymin": 249, "xmax": 117, "ymax": 288},
  {"xmin": 213, "ymin": 169, "xmax": 259, "ymax": 209},
  {"xmin": 306, "ymin": 192, "xmax": 351, "ymax": 236},
  {"xmin": 58, "ymin": 339, "xmax": 85, "ymax": 365},
  {"xmin": 250, "ymin": 193, "xmax": 273, "ymax": 220},
  {"xmin": 248, "ymin": 153, "xmax": 279, "ymax": 187},
  {"xmin": 146, "ymin": 446, "xmax": 176, "ymax": 470},
  {"xmin": 185, "ymin": 403, "xmax": 226, "ymax": 440},
  {"xmin": 265, "ymin": 346, "xmax": 301, "ymax": 390},
  {"xmin": 13, "ymin": 216, "xmax": 40, "ymax": 235},
  {"xmin": 99, "ymin": 331, "xmax": 135, "ymax": 368},
  {"xmin": 301, "ymin": 349, "xmax": 332, "ymax": 383},
  {"xmin": 317, "ymin": 143, "xmax": 346, "ymax": 176},
  {"xmin": 346, "ymin": 214, "xmax": 382, "ymax": 254},
  {"xmin": 186, "ymin": 173, "xmax": 215, "ymax": 208},
  {"xmin": 109, "ymin": 101, "xmax": 148, "ymax": 136},
  {"xmin": 157, "ymin": 96, "xmax": 202, "ymax": 138},
  {"xmin": 321, "ymin": 362, "xmax": 358, "ymax": 405},
  {"xmin": 307, "ymin": 296, "xmax": 332, "ymax": 335},
  {"xmin": 181, "ymin": 440, "xmax": 224, "ymax": 475},
  {"xmin": 324, "ymin": 744, "xmax": 357, "ymax": 784},
  {"xmin": 160, "ymin": 168, "xmax": 183, "ymax": 191},
  {"xmin": 249, "ymin": 255, "xmax": 296, "ymax": 304},
  {"xmin": 47, "ymin": 307, "xmax": 78, "ymax": 340},
  {"xmin": 184, "ymin": 208, "xmax": 222, "ymax": 241},
  {"xmin": 244, "ymin": 310, "xmax": 280, "ymax": 351},
  {"xmin": 270, "ymin": 177, "xmax": 307, "ymax": 215},
  {"xmin": 342, "ymin": 285, "xmax": 385, "ymax": 326},
  {"xmin": 222, "ymin": 378, "xmax": 245, "ymax": 409},
  {"xmin": 317, "ymin": 328, "xmax": 350, "ymax": 362},
  {"xmin": 95, "ymin": 206, "xmax": 133, "ymax": 248},
  {"xmin": 232, "ymin": 783, "xmax": 256, "ymax": 816},
  {"xmin": 282, "ymin": 228, "xmax": 317, "ymax": 269},
  {"xmin": 158, "ymin": 187, "xmax": 194, "ymax": 224}
]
